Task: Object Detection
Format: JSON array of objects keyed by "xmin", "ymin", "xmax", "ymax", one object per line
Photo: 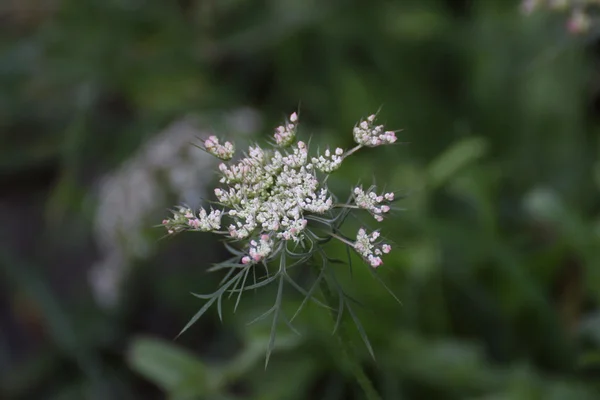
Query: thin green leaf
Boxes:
[
  {"xmin": 288, "ymin": 268, "xmax": 331, "ymax": 322},
  {"xmin": 345, "ymin": 244, "xmax": 353, "ymax": 279},
  {"xmin": 230, "ymin": 271, "xmax": 279, "ymax": 292},
  {"xmin": 280, "ymin": 255, "xmax": 311, "ymax": 271},
  {"xmin": 228, "ymin": 266, "xmax": 246, "ymax": 300},
  {"xmin": 367, "ymin": 266, "xmax": 402, "ymax": 306},
  {"xmin": 217, "ymin": 292, "xmax": 224, "ymax": 322},
  {"xmin": 181, "ymin": 270, "xmax": 245, "ymax": 336},
  {"xmin": 332, "ymin": 283, "xmax": 345, "ymax": 336},
  {"xmin": 282, "ymin": 314, "xmax": 301, "ymax": 336},
  {"xmin": 246, "ymin": 306, "xmax": 276, "ymax": 326},
  {"xmin": 190, "ymin": 292, "xmax": 216, "ymax": 300},
  {"xmin": 285, "ymin": 272, "xmax": 331, "ymax": 309},
  {"xmin": 177, "ymin": 296, "xmax": 218, "ymax": 339},
  {"xmin": 346, "ymin": 302, "xmax": 376, "ymax": 361},
  {"xmin": 219, "ymin": 265, "xmax": 239, "ymax": 286},
  {"xmin": 305, "ymin": 215, "xmax": 335, "ymax": 225},
  {"xmin": 261, "ymin": 259, "xmax": 270, "ymax": 278},
  {"xmin": 208, "ymin": 262, "xmax": 243, "ymax": 273},
  {"xmin": 223, "ymin": 242, "xmax": 244, "ymax": 256},
  {"xmin": 252, "ymin": 261, "xmax": 258, "ymax": 294},
  {"xmin": 265, "ymin": 273, "xmax": 285, "ymax": 369},
  {"xmin": 285, "ymin": 244, "xmax": 314, "ymax": 258},
  {"xmin": 234, "ymin": 265, "xmax": 252, "ymax": 313}
]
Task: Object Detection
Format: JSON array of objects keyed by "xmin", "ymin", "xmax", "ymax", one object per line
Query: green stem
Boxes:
[{"xmin": 314, "ymin": 265, "xmax": 382, "ymax": 400}]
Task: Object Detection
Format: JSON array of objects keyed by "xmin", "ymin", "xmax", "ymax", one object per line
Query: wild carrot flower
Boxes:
[
  {"xmin": 203, "ymin": 136, "xmax": 235, "ymax": 160},
  {"xmin": 353, "ymin": 186, "xmax": 394, "ymax": 222},
  {"xmin": 353, "ymin": 114, "xmax": 398, "ymax": 147},
  {"xmin": 162, "ymin": 111, "xmax": 402, "ymax": 366}
]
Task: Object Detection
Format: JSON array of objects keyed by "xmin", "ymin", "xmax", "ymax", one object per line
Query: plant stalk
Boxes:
[{"xmin": 315, "ymin": 265, "xmax": 382, "ymax": 400}]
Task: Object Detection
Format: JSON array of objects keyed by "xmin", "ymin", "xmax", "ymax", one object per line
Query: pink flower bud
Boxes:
[{"xmin": 370, "ymin": 257, "xmax": 383, "ymax": 268}]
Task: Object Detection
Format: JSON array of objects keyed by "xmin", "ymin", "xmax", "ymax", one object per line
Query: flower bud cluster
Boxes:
[
  {"xmin": 354, "ymin": 228, "xmax": 391, "ymax": 268},
  {"xmin": 242, "ymin": 234, "xmax": 274, "ymax": 264},
  {"xmin": 311, "ymin": 148, "xmax": 344, "ymax": 173},
  {"xmin": 162, "ymin": 206, "xmax": 223, "ymax": 234},
  {"xmin": 353, "ymin": 114, "xmax": 397, "ymax": 147},
  {"xmin": 273, "ymin": 112, "xmax": 298, "ymax": 147},
  {"xmin": 163, "ymin": 111, "xmax": 399, "ymax": 268},
  {"xmin": 204, "ymin": 136, "xmax": 235, "ymax": 160},
  {"xmin": 353, "ymin": 186, "xmax": 394, "ymax": 222}
]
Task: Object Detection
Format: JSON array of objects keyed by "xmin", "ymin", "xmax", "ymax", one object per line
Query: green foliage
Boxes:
[{"xmin": 3, "ymin": 0, "xmax": 600, "ymax": 399}]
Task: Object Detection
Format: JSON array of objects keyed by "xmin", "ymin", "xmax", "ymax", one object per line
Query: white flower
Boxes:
[
  {"xmin": 278, "ymin": 217, "xmax": 308, "ymax": 242},
  {"xmin": 246, "ymin": 234, "xmax": 274, "ymax": 263},
  {"xmin": 300, "ymin": 188, "xmax": 333, "ymax": 213},
  {"xmin": 353, "ymin": 114, "xmax": 397, "ymax": 147},
  {"xmin": 161, "ymin": 109, "xmax": 403, "ymax": 357},
  {"xmin": 204, "ymin": 136, "xmax": 235, "ymax": 160},
  {"xmin": 273, "ymin": 112, "xmax": 298, "ymax": 147},
  {"xmin": 311, "ymin": 147, "xmax": 344, "ymax": 173},
  {"xmin": 353, "ymin": 228, "xmax": 391, "ymax": 268},
  {"xmin": 163, "ymin": 110, "xmax": 400, "ymax": 270},
  {"xmin": 353, "ymin": 186, "xmax": 394, "ymax": 221},
  {"xmin": 168, "ymin": 206, "xmax": 223, "ymax": 232},
  {"xmin": 197, "ymin": 208, "xmax": 223, "ymax": 231}
]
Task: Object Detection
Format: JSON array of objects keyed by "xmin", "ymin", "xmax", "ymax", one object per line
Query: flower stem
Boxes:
[
  {"xmin": 344, "ymin": 144, "xmax": 363, "ymax": 158},
  {"xmin": 314, "ymin": 264, "xmax": 382, "ymax": 400}
]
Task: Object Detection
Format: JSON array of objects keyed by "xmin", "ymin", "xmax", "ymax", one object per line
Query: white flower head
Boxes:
[
  {"xmin": 163, "ymin": 110, "xmax": 400, "ymax": 271},
  {"xmin": 243, "ymin": 234, "xmax": 274, "ymax": 264},
  {"xmin": 274, "ymin": 112, "xmax": 299, "ymax": 147},
  {"xmin": 353, "ymin": 186, "xmax": 394, "ymax": 221},
  {"xmin": 162, "ymin": 110, "xmax": 403, "ymax": 362},
  {"xmin": 353, "ymin": 114, "xmax": 397, "ymax": 147},
  {"xmin": 311, "ymin": 147, "xmax": 344, "ymax": 173},
  {"xmin": 353, "ymin": 227, "xmax": 391, "ymax": 268},
  {"xmin": 204, "ymin": 136, "xmax": 235, "ymax": 160}
]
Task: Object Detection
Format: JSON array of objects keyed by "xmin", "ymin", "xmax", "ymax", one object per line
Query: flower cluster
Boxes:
[
  {"xmin": 311, "ymin": 148, "xmax": 344, "ymax": 173},
  {"xmin": 273, "ymin": 112, "xmax": 298, "ymax": 146},
  {"xmin": 353, "ymin": 114, "xmax": 398, "ymax": 147},
  {"xmin": 242, "ymin": 234, "xmax": 274, "ymax": 264},
  {"xmin": 164, "ymin": 110, "xmax": 404, "ymax": 366},
  {"xmin": 203, "ymin": 136, "xmax": 235, "ymax": 160},
  {"xmin": 162, "ymin": 112, "xmax": 398, "ymax": 269},
  {"xmin": 353, "ymin": 228, "xmax": 391, "ymax": 268},
  {"xmin": 353, "ymin": 186, "xmax": 394, "ymax": 222},
  {"xmin": 163, "ymin": 206, "xmax": 223, "ymax": 234},
  {"xmin": 521, "ymin": 0, "xmax": 600, "ymax": 34}
]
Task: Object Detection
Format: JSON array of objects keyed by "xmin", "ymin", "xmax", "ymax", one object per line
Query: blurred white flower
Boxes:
[{"xmin": 89, "ymin": 108, "xmax": 261, "ymax": 308}]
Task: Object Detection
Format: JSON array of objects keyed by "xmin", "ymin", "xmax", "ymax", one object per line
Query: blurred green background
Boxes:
[{"xmin": 2, "ymin": 0, "xmax": 600, "ymax": 399}]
